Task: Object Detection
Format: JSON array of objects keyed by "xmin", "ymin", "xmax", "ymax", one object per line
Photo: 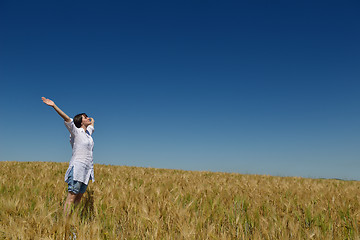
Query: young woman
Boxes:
[{"xmin": 41, "ymin": 97, "xmax": 95, "ymax": 216}]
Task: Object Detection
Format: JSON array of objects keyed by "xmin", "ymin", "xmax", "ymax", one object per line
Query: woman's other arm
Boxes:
[
  {"xmin": 41, "ymin": 97, "xmax": 71, "ymax": 122},
  {"xmin": 90, "ymin": 117, "xmax": 95, "ymax": 127}
]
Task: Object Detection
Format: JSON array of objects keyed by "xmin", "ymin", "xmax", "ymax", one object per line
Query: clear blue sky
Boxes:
[{"xmin": 1, "ymin": 1, "xmax": 359, "ymax": 180}]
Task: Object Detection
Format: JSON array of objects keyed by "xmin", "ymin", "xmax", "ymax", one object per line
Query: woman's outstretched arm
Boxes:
[{"xmin": 41, "ymin": 97, "xmax": 71, "ymax": 122}]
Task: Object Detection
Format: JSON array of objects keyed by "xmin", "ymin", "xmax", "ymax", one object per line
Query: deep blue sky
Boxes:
[{"xmin": 1, "ymin": 1, "xmax": 359, "ymax": 180}]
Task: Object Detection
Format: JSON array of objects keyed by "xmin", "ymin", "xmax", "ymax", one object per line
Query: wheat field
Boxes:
[{"xmin": 0, "ymin": 161, "xmax": 359, "ymax": 239}]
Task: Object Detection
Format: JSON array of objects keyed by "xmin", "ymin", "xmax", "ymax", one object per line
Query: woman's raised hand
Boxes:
[{"xmin": 41, "ymin": 97, "xmax": 55, "ymax": 107}]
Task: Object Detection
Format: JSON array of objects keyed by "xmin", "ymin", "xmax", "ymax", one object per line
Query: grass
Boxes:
[{"xmin": 0, "ymin": 161, "xmax": 359, "ymax": 239}]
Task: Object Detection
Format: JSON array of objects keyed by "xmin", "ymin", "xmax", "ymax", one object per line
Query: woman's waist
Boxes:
[
  {"xmin": 70, "ymin": 157, "xmax": 94, "ymax": 166},
  {"xmin": 71, "ymin": 150, "xmax": 93, "ymax": 158}
]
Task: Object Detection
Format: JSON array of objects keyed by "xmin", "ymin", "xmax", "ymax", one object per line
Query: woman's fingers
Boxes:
[{"xmin": 41, "ymin": 97, "xmax": 54, "ymax": 106}]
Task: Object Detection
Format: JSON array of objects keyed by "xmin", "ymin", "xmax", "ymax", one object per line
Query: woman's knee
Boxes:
[{"xmin": 66, "ymin": 192, "xmax": 77, "ymax": 203}]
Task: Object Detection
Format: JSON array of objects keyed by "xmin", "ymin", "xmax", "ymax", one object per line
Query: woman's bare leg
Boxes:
[
  {"xmin": 74, "ymin": 193, "xmax": 84, "ymax": 205},
  {"xmin": 64, "ymin": 192, "xmax": 77, "ymax": 217}
]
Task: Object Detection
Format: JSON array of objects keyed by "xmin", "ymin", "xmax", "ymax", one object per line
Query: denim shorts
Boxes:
[{"xmin": 67, "ymin": 167, "xmax": 88, "ymax": 194}]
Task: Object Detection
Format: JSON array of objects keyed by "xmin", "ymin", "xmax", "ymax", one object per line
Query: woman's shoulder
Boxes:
[{"xmin": 64, "ymin": 118, "xmax": 81, "ymax": 135}]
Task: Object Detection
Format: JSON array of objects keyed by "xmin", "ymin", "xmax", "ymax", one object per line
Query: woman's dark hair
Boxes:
[{"xmin": 74, "ymin": 113, "xmax": 87, "ymax": 128}]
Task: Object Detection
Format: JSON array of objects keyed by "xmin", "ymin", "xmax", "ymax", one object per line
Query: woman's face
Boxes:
[{"xmin": 81, "ymin": 114, "xmax": 91, "ymax": 127}]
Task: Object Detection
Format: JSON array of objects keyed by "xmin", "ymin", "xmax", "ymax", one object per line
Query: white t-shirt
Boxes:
[{"xmin": 64, "ymin": 118, "xmax": 95, "ymax": 185}]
